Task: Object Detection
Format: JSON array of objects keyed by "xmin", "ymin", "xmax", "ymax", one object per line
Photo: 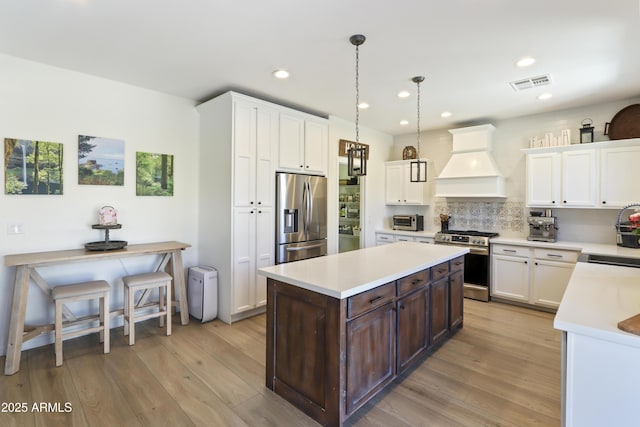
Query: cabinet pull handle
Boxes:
[
  {"xmin": 547, "ymin": 253, "xmax": 563, "ymax": 258},
  {"xmin": 503, "ymin": 249, "xmax": 517, "ymax": 253},
  {"xmin": 399, "ymin": 305, "xmax": 405, "ymax": 310},
  {"xmin": 411, "ymin": 279, "xmax": 420, "ymax": 285},
  {"xmin": 454, "ymin": 261, "xmax": 463, "ymax": 266},
  {"xmin": 369, "ymin": 295, "xmax": 384, "ymax": 304}
]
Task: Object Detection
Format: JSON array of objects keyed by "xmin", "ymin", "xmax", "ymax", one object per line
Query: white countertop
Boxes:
[
  {"xmin": 258, "ymin": 242, "xmax": 469, "ymax": 299},
  {"xmin": 491, "ymin": 236, "xmax": 640, "ymax": 258},
  {"xmin": 376, "ymin": 228, "xmax": 438, "ymax": 238},
  {"xmin": 554, "ymin": 262, "xmax": 640, "ymax": 348}
]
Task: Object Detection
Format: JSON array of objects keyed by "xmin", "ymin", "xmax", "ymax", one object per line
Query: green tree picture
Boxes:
[
  {"xmin": 4, "ymin": 138, "xmax": 64, "ymax": 195},
  {"xmin": 136, "ymin": 151, "xmax": 174, "ymax": 196}
]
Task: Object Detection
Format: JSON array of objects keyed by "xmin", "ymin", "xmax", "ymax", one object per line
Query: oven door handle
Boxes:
[{"xmin": 469, "ymin": 247, "xmax": 489, "ymax": 255}]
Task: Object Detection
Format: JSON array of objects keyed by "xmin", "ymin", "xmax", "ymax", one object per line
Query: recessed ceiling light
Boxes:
[
  {"xmin": 537, "ymin": 93, "xmax": 552, "ymax": 100},
  {"xmin": 400, "ymin": 120, "xmax": 409, "ymax": 125},
  {"xmin": 441, "ymin": 111, "xmax": 452, "ymax": 118},
  {"xmin": 358, "ymin": 102, "xmax": 369, "ymax": 109},
  {"xmin": 516, "ymin": 57, "xmax": 536, "ymax": 67},
  {"xmin": 272, "ymin": 69, "xmax": 290, "ymax": 79},
  {"xmin": 397, "ymin": 91, "xmax": 410, "ymax": 98}
]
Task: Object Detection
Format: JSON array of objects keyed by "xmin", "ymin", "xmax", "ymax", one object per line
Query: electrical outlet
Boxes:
[{"xmin": 7, "ymin": 223, "xmax": 24, "ymax": 234}]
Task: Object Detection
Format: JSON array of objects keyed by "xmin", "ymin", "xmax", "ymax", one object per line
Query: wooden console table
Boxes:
[{"xmin": 4, "ymin": 241, "xmax": 191, "ymax": 375}]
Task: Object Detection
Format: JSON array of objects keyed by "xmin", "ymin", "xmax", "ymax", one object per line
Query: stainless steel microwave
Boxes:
[{"xmin": 392, "ymin": 214, "xmax": 424, "ymax": 231}]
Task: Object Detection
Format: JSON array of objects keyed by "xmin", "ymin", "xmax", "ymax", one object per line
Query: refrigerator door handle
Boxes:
[
  {"xmin": 302, "ymin": 181, "xmax": 308, "ymax": 237},
  {"xmin": 285, "ymin": 242, "xmax": 325, "ymax": 252}
]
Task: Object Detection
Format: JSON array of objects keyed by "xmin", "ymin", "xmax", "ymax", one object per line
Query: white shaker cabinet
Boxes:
[
  {"xmin": 491, "ymin": 243, "xmax": 578, "ymax": 309},
  {"xmin": 524, "ymin": 138, "xmax": 640, "ymax": 209},
  {"xmin": 491, "ymin": 245, "xmax": 530, "ymax": 302},
  {"xmin": 525, "ymin": 150, "xmax": 597, "ymax": 208},
  {"xmin": 600, "ymin": 145, "xmax": 640, "ymax": 207},
  {"xmin": 561, "ymin": 149, "xmax": 597, "ymax": 207},
  {"xmin": 530, "ymin": 254, "xmax": 575, "ymax": 309},
  {"xmin": 525, "ymin": 152, "xmax": 560, "ymax": 207},
  {"xmin": 278, "ymin": 112, "xmax": 328, "ymax": 176},
  {"xmin": 385, "ymin": 160, "xmax": 431, "ymax": 205},
  {"xmin": 197, "ymin": 92, "xmax": 277, "ymax": 323}
]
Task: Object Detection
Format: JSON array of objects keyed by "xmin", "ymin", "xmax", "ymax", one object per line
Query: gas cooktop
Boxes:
[
  {"xmin": 434, "ymin": 230, "xmax": 499, "ymax": 247},
  {"xmin": 437, "ymin": 230, "xmax": 499, "ymax": 238}
]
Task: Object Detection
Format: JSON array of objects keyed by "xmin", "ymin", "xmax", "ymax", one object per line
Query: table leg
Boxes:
[
  {"xmin": 171, "ymin": 250, "xmax": 189, "ymax": 325},
  {"xmin": 5, "ymin": 266, "xmax": 30, "ymax": 375}
]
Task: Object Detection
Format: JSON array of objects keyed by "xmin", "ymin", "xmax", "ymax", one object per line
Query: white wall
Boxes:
[
  {"xmin": 393, "ymin": 95, "xmax": 640, "ymax": 242},
  {"xmin": 328, "ymin": 116, "xmax": 394, "ymax": 251},
  {"xmin": 0, "ymin": 54, "xmax": 199, "ymax": 355}
]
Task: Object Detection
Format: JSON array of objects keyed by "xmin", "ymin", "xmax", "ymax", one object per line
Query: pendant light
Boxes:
[
  {"xmin": 410, "ymin": 76, "xmax": 427, "ymax": 182},
  {"xmin": 347, "ymin": 34, "xmax": 368, "ymax": 177}
]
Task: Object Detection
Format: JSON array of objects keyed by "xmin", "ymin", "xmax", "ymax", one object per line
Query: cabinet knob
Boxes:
[
  {"xmin": 250, "ymin": 201, "xmax": 254, "ymax": 205},
  {"xmin": 524, "ymin": 260, "xmax": 528, "ymax": 264},
  {"xmin": 300, "ymin": 165, "xmax": 304, "ymax": 168},
  {"xmin": 563, "ymin": 200, "xmax": 567, "ymax": 203},
  {"xmin": 552, "ymin": 201, "xmax": 556, "ymax": 204},
  {"xmin": 258, "ymin": 210, "xmax": 262, "ymax": 214},
  {"xmin": 250, "ymin": 210, "xmax": 254, "ymax": 214}
]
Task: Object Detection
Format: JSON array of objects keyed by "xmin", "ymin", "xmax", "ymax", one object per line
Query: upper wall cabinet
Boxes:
[
  {"xmin": 278, "ymin": 113, "xmax": 328, "ymax": 176},
  {"xmin": 523, "ymin": 138, "xmax": 640, "ymax": 209},
  {"xmin": 385, "ymin": 159, "xmax": 432, "ymax": 205}
]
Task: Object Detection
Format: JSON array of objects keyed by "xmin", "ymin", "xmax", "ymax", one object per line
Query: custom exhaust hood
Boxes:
[{"xmin": 435, "ymin": 124, "xmax": 506, "ymax": 199}]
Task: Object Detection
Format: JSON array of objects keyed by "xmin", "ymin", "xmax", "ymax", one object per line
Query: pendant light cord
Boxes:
[{"xmin": 355, "ymin": 42, "xmax": 360, "ymax": 143}]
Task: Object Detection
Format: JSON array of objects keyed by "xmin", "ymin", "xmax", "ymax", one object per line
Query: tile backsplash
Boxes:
[{"xmin": 433, "ymin": 199, "xmax": 525, "ymax": 234}]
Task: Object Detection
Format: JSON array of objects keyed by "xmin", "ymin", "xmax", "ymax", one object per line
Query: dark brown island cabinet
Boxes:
[{"xmin": 265, "ymin": 254, "xmax": 465, "ymax": 426}]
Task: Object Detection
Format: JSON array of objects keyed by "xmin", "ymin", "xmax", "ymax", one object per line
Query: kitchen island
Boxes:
[
  {"xmin": 554, "ymin": 261, "xmax": 640, "ymax": 427},
  {"xmin": 258, "ymin": 242, "xmax": 468, "ymax": 426}
]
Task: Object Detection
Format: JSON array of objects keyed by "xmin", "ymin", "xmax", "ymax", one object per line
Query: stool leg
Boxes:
[
  {"xmin": 166, "ymin": 282, "xmax": 172, "ymax": 336},
  {"xmin": 55, "ymin": 300, "xmax": 63, "ymax": 367},
  {"xmin": 159, "ymin": 285, "xmax": 165, "ymax": 328},
  {"xmin": 128, "ymin": 288, "xmax": 135, "ymax": 346},
  {"xmin": 123, "ymin": 285, "xmax": 129, "ymax": 337},
  {"xmin": 103, "ymin": 292, "xmax": 110, "ymax": 354}
]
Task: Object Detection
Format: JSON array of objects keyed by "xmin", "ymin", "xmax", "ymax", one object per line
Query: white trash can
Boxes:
[{"xmin": 188, "ymin": 266, "xmax": 218, "ymax": 323}]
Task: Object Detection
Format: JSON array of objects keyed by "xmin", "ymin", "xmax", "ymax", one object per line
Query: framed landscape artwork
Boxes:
[
  {"xmin": 4, "ymin": 138, "xmax": 64, "ymax": 195},
  {"xmin": 136, "ymin": 151, "xmax": 174, "ymax": 196},
  {"xmin": 78, "ymin": 135, "xmax": 125, "ymax": 186}
]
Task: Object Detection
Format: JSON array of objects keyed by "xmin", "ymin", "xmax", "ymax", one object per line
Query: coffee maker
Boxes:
[{"xmin": 527, "ymin": 209, "xmax": 558, "ymax": 242}]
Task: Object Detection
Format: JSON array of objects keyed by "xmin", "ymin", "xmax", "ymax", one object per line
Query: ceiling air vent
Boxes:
[{"xmin": 510, "ymin": 74, "xmax": 552, "ymax": 91}]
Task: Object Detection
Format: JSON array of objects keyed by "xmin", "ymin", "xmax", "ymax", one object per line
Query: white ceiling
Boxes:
[{"xmin": 1, "ymin": 0, "xmax": 639, "ymax": 136}]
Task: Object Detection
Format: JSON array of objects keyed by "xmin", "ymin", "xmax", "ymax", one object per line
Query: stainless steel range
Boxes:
[{"xmin": 434, "ymin": 229, "xmax": 498, "ymax": 302}]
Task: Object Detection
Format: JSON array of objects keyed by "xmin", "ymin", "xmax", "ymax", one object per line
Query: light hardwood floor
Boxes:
[{"xmin": 0, "ymin": 300, "xmax": 561, "ymax": 427}]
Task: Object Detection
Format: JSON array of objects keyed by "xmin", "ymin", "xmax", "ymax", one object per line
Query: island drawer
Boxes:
[
  {"xmin": 397, "ymin": 269, "xmax": 430, "ymax": 295},
  {"xmin": 450, "ymin": 256, "xmax": 464, "ymax": 272},
  {"xmin": 431, "ymin": 262, "xmax": 449, "ymax": 282},
  {"xmin": 347, "ymin": 282, "xmax": 395, "ymax": 318}
]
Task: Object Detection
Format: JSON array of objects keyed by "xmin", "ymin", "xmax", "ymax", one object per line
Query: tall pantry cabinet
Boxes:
[
  {"xmin": 197, "ymin": 91, "xmax": 329, "ymax": 323},
  {"xmin": 197, "ymin": 92, "xmax": 278, "ymax": 323}
]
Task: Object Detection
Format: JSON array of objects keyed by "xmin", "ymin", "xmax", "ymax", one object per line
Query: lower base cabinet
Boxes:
[
  {"xmin": 266, "ymin": 256, "xmax": 464, "ymax": 426},
  {"xmin": 491, "ymin": 244, "xmax": 578, "ymax": 310}
]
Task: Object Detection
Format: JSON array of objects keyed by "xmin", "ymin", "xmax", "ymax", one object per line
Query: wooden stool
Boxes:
[
  {"xmin": 52, "ymin": 280, "xmax": 111, "ymax": 367},
  {"xmin": 123, "ymin": 271, "xmax": 172, "ymax": 345}
]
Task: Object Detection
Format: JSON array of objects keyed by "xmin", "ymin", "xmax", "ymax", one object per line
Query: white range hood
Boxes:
[{"xmin": 435, "ymin": 124, "xmax": 506, "ymax": 199}]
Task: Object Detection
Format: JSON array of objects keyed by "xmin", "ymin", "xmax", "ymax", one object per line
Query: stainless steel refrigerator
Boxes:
[{"xmin": 276, "ymin": 172, "xmax": 328, "ymax": 264}]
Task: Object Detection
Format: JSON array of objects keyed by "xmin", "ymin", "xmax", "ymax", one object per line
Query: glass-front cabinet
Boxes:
[{"xmin": 339, "ymin": 176, "xmax": 361, "ymax": 253}]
